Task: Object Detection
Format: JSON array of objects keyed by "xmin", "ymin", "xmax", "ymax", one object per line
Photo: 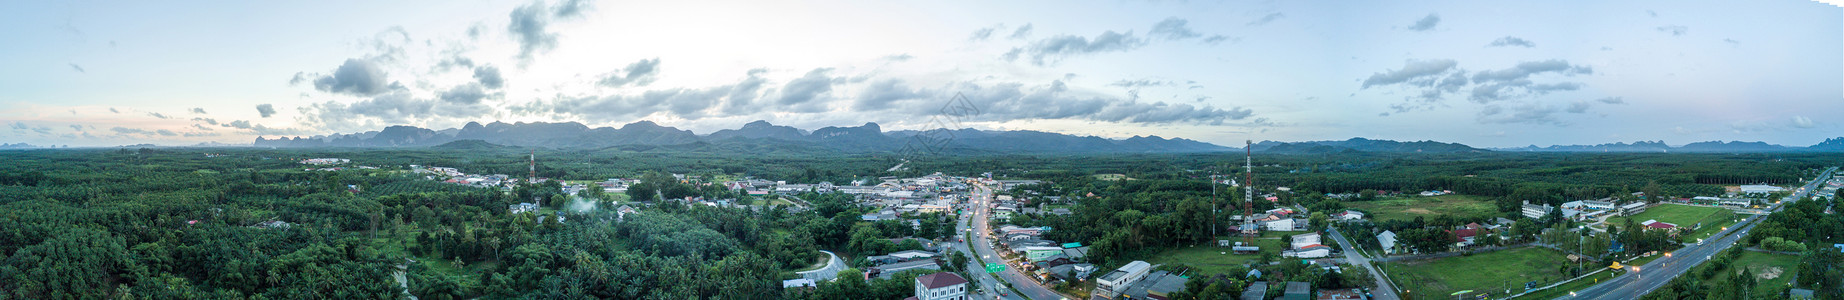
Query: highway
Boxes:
[
  {"xmin": 1563, "ymin": 166, "xmax": 1835, "ymax": 299},
  {"xmin": 1326, "ymin": 227, "xmax": 1399, "ymax": 300},
  {"xmin": 962, "ymin": 183, "xmax": 1069, "ymax": 300}
]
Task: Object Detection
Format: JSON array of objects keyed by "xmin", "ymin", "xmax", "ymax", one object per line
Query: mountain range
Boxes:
[
  {"xmin": 246, "ymin": 121, "xmax": 1844, "ymax": 154},
  {"xmin": 253, "ymin": 120, "xmax": 1232, "ymax": 154}
]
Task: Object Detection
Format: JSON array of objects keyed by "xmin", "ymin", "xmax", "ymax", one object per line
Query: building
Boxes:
[
  {"xmin": 1242, "ymin": 282, "xmax": 1270, "ymax": 300},
  {"xmin": 1118, "ymin": 270, "xmax": 1190, "ymax": 300},
  {"xmin": 1791, "ymin": 288, "xmax": 1816, "ymax": 299},
  {"xmin": 1620, "ymin": 202, "xmax": 1649, "ymax": 216},
  {"xmin": 1263, "ymin": 218, "xmax": 1299, "ymax": 232},
  {"xmin": 910, "ymin": 272, "xmax": 968, "ymax": 300},
  {"xmin": 1283, "ymin": 282, "xmax": 1312, "ymax": 300},
  {"xmin": 1291, "ymin": 232, "xmax": 1322, "ymax": 249},
  {"xmin": 1284, "ymin": 244, "xmax": 1332, "ymax": 258},
  {"xmin": 1094, "ymin": 261, "xmax": 1153, "ymax": 299},
  {"xmin": 1316, "ymin": 288, "xmax": 1363, "ymax": 300},
  {"xmin": 509, "ymin": 203, "xmax": 539, "ymax": 214},
  {"xmin": 1574, "ymin": 200, "xmax": 1616, "ymax": 210},
  {"xmin": 868, "ymin": 250, "xmax": 938, "ymax": 265},
  {"xmin": 1449, "ymin": 228, "xmax": 1480, "ymax": 247},
  {"xmin": 1330, "ymin": 210, "xmax": 1365, "ymax": 221},
  {"xmin": 1738, "ymin": 185, "xmax": 1786, "ymax": 194},
  {"xmin": 1521, "ymin": 202, "xmax": 1554, "ymax": 219},
  {"xmin": 782, "ymin": 278, "xmax": 816, "ymax": 290},
  {"xmin": 1376, "ymin": 230, "xmax": 1398, "ymax": 254},
  {"xmin": 1641, "ymin": 219, "xmax": 1679, "ymax": 230},
  {"xmin": 872, "ymin": 259, "xmax": 942, "ymax": 279}
]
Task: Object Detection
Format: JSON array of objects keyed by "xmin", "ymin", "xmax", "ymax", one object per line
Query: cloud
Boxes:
[
  {"xmin": 1595, "ymin": 97, "xmax": 1624, "ymax": 104},
  {"xmin": 1361, "ymin": 59, "xmax": 1458, "ymax": 88},
  {"xmin": 507, "ymin": 0, "xmax": 592, "ymax": 59},
  {"xmin": 69, "ymin": 63, "xmax": 85, "ymax": 73},
  {"xmin": 147, "ymin": 112, "xmax": 172, "ymax": 119},
  {"xmin": 1792, "ymin": 116, "xmax": 1815, "ymax": 128},
  {"xmin": 69, "ymin": 124, "xmax": 83, "ymax": 131},
  {"xmin": 969, "ymin": 25, "xmax": 1000, "ymax": 41},
  {"xmin": 155, "ymin": 129, "xmax": 178, "ymax": 136},
  {"xmin": 856, "ymin": 79, "xmax": 929, "ymax": 111},
  {"xmin": 1656, "ymin": 25, "xmax": 1687, "ymax": 36},
  {"xmin": 1647, "ymin": 10, "xmax": 1657, "ymax": 17},
  {"xmin": 109, "ymin": 108, "xmax": 119, "ymax": 113},
  {"xmin": 110, "ymin": 127, "xmax": 152, "ymax": 135},
  {"xmin": 883, "ymin": 54, "xmax": 914, "ymax": 61},
  {"xmin": 190, "ymin": 108, "xmax": 207, "ymax": 114},
  {"xmin": 311, "ymin": 58, "xmax": 392, "ymax": 96},
  {"xmin": 1008, "ymin": 23, "xmax": 1033, "ymax": 39},
  {"xmin": 222, "ymin": 120, "xmax": 311, "ymax": 135},
  {"xmin": 192, "ymin": 117, "xmax": 219, "ymax": 125},
  {"xmin": 1469, "ymin": 60, "xmax": 1592, "ymax": 84},
  {"xmin": 1202, "ymin": 35, "xmax": 1232, "ymax": 45},
  {"xmin": 256, "ymin": 104, "xmax": 277, "ymax": 118},
  {"xmin": 1406, "ymin": 14, "xmax": 1440, "ymax": 31},
  {"xmin": 1005, "ymin": 30, "xmax": 1146, "ymax": 65},
  {"xmin": 778, "ymin": 68, "xmax": 835, "ymax": 105},
  {"xmin": 1150, "ymin": 17, "xmax": 1202, "ymax": 40},
  {"xmin": 8, "ymin": 122, "xmax": 49, "ymax": 135},
  {"xmin": 1723, "ymin": 38, "xmax": 1739, "ymax": 45},
  {"xmin": 597, "ymin": 58, "xmax": 661, "ymax": 87},
  {"xmin": 1247, "ymin": 12, "xmax": 1284, "ymax": 26},
  {"xmin": 192, "ymin": 124, "xmax": 214, "ymax": 131},
  {"xmin": 302, "ymin": 91, "xmax": 495, "ymax": 131},
  {"xmin": 437, "ymin": 83, "xmax": 503, "ymax": 105},
  {"xmin": 553, "ymin": 0, "xmax": 593, "ymax": 18},
  {"xmin": 1487, "ymin": 36, "xmax": 1536, "ymax": 48},
  {"xmin": 474, "ymin": 65, "xmax": 505, "ymax": 89},
  {"xmin": 1109, "ymin": 79, "xmax": 1176, "ymax": 88},
  {"xmin": 1566, "ymin": 101, "xmax": 1592, "ymax": 113},
  {"xmin": 1477, "ymin": 103, "xmax": 1561, "ymax": 125}
]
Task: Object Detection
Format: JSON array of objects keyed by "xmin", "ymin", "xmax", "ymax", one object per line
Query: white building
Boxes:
[
  {"xmin": 1377, "ymin": 230, "xmax": 1398, "ymax": 254},
  {"xmin": 912, "ymin": 272, "xmax": 968, "ymax": 300},
  {"xmin": 1739, "ymin": 185, "xmax": 1786, "ymax": 194},
  {"xmin": 1290, "ymin": 232, "xmax": 1322, "ymax": 249},
  {"xmin": 1263, "ymin": 218, "xmax": 1299, "ymax": 231},
  {"xmin": 1095, "ymin": 261, "xmax": 1153, "ymax": 299}
]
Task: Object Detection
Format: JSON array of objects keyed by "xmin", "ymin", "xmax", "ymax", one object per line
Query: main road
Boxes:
[
  {"xmin": 962, "ymin": 182, "xmax": 1069, "ymax": 300},
  {"xmin": 1326, "ymin": 227, "xmax": 1399, "ymax": 300},
  {"xmin": 1563, "ymin": 166, "xmax": 1835, "ymax": 299}
]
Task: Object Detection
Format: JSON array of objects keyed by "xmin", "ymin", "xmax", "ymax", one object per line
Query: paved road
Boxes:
[
  {"xmin": 964, "ymin": 183, "xmax": 1068, "ymax": 300},
  {"xmin": 1326, "ymin": 227, "xmax": 1398, "ymax": 300},
  {"xmin": 1564, "ymin": 166, "xmax": 1835, "ymax": 299}
]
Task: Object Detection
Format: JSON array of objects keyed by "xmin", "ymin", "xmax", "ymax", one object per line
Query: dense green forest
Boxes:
[{"xmin": 0, "ymin": 147, "xmax": 1834, "ymax": 299}]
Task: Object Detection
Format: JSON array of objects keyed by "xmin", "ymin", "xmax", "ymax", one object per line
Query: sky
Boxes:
[{"xmin": 1, "ymin": 0, "xmax": 1840, "ymax": 148}]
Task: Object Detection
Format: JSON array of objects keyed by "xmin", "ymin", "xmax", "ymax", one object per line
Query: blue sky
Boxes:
[{"xmin": 1, "ymin": 0, "xmax": 1839, "ymax": 147}]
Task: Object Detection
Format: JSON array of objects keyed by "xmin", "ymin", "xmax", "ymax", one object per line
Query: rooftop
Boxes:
[{"xmin": 916, "ymin": 272, "xmax": 968, "ymax": 289}]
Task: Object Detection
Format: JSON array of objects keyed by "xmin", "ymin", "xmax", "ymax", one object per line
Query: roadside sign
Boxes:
[{"xmin": 986, "ymin": 263, "xmax": 1006, "ymax": 273}]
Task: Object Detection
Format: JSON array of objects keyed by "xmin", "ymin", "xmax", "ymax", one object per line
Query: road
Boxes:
[
  {"xmin": 963, "ymin": 183, "xmax": 1068, "ymax": 300},
  {"xmin": 1563, "ymin": 166, "xmax": 1835, "ymax": 299},
  {"xmin": 1326, "ymin": 227, "xmax": 1399, "ymax": 299}
]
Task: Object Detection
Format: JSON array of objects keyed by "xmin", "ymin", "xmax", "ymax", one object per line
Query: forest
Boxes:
[{"xmin": 0, "ymin": 146, "xmax": 1835, "ymax": 299}]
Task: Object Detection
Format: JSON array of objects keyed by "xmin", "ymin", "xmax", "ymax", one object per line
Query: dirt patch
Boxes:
[
  {"xmin": 1756, "ymin": 266, "xmax": 1784, "ymax": 280},
  {"xmin": 1404, "ymin": 208, "xmax": 1436, "ymax": 214}
]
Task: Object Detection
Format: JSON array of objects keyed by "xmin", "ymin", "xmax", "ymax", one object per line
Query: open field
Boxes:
[
  {"xmin": 1382, "ymin": 247, "xmax": 1570, "ymax": 299},
  {"xmin": 1607, "ymin": 204, "xmax": 1735, "ymax": 242},
  {"xmin": 1709, "ymin": 252, "xmax": 1802, "ymax": 298},
  {"xmin": 1144, "ymin": 232, "xmax": 1292, "ymax": 276},
  {"xmin": 1346, "ymin": 194, "xmax": 1500, "ymax": 223}
]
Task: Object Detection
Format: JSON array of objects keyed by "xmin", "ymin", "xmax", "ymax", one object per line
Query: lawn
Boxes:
[
  {"xmin": 1345, "ymin": 194, "xmax": 1499, "ymax": 223},
  {"xmin": 1606, "ymin": 204, "xmax": 1736, "ymax": 242},
  {"xmin": 1144, "ymin": 232, "xmax": 1293, "ymax": 276},
  {"xmin": 1708, "ymin": 252, "xmax": 1802, "ymax": 298},
  {"xmin": 1382, "ymin": 247, "xmax": 1570, "ymax": 299}
]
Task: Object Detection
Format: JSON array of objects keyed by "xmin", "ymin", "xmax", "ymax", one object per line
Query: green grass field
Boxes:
[
  {"xmin": 1346, "ymin": 194, "xmax": 1500, "ymax": 223},
  {"xmin": 1145, "ymin": 232, "xmax": 1292, "ymax": 276},
  {"xmin": 1382, "ymin": 247, "xmax": 1570, "ymax": 299},
  {"xmin": 1710, "ymin": 252, "xmax": 1802, "ymax": 298},
  {"xmin": 1606, "ymin": 204, "xmax": 1735, "ymax": 242}
]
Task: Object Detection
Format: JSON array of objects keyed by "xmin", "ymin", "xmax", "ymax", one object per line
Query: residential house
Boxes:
[
  {"xmin": 1045, "ymin": 263, "xmax": 1097, "ymax": 281},
  {"xmin": 782, "ymin": 278, "xmax": 816, "ymax": 290},
  {"xmin": 1376, "ymin": 230, "xmax": 1398, "ymax": 254},
  {"xmin": 1283, "ymin": 282, "xmax": 1312, "ymax": 300},
  {"xmin": 509, "ymin": 203, "xmax": 539, "ymax": 214},
  {"xmin": 1263, "ymin": 218, "xmax": 1299, "ymax": 232},
  {"xmin": 1284, "ymin": 244, "xmax": 1332, "ymax": 258},
  {"xmin": 1449, "ymin": 228, "xmax": 1480, "ymax": 247},
  {"xmin": 1317, "ymin": 288, "xmax": 1363, "ymax": 300},
  {"xmin": 1242, "ymin": 282, "xmax": 1270, "ymax": 300},
  {"xmin": 910, "ymin": 272, "xmax": 968, "ymax": 300},
  {"xmin": 1330, "ymin": 210, "xmax": 1365, "ymax": 221}
]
